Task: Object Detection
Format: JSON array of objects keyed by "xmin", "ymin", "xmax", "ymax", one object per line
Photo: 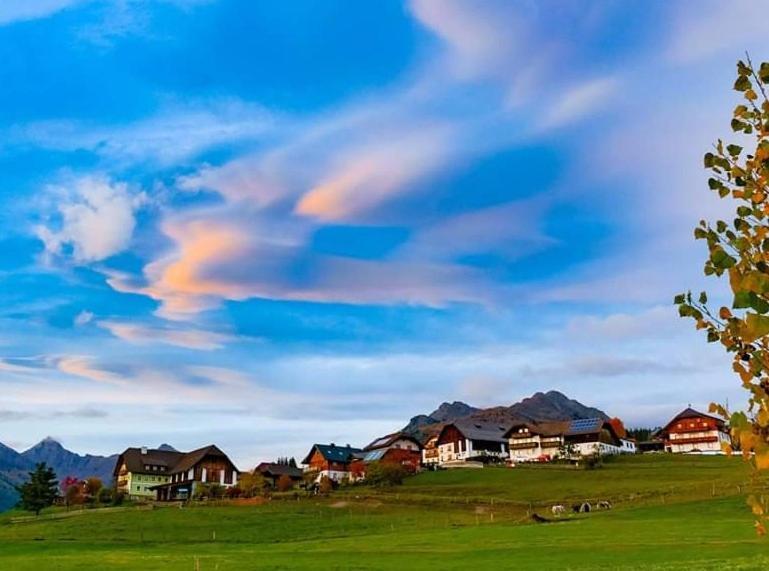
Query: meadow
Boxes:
[{"xmin": 0, "ymin": 455, "xmax": 767, "ymax": 570}]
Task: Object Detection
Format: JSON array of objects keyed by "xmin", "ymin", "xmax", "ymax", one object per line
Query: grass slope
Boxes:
[{"xmin": 0, "ymin": 455, "xmax": 766, "ymax": 570}]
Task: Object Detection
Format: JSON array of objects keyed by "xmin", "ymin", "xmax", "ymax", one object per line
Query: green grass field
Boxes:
[{"xmin": 1, "ymin": 455, "xmax": 767, "ymax": 570}]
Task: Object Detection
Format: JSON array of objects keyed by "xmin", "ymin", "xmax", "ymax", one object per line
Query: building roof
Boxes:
[
  {"xmin": 659, "ymin": 407, "xmax": 726, "ymax": 435},
  {"xmin": 114, "ymin": 447, "xmax": 185, "ymax": 476},
  {"xmin": 566, "ymin": 418, "xmax": 606, "ymax": 436},
  {"xmin": 363, "ymin": 432, "xmax": 423, "ymax": 451},
  {"xmin": 169, "ymin": 444, "xmax": 236, "ymax": 475},
  {"xmin": 505, "ymin": 421, "xmax": 569, "ymax": 438},
  {"xmin": 115, "ymin": 444, "xmax": 238, "ymax": 477},
  {"xmin": 255, "ymin": 462, "xmax": 303, "ymax": 478},
  {"xmin": 442, "ymin": 419, "xmax": 511, "ymax": 443},
  {"xmin": 301, "ymin": 444, "xmax": 363, "ymax": 465}
]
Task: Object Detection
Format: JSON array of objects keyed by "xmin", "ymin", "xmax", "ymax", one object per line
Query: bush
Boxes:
[
  {"xmin": 318, "ymin": 476, "xmax": 333, "ymax": 494},
  {"xmin": 365, "ymin": 462, "xmax": 409, "ymax": 487},
  {"xmin": 98, "ymin": 487, "xmax": 113, "ymax": 505},
  {"xmin": 276, "ymin": 474, "xmax": 294, "ymax": 492}
]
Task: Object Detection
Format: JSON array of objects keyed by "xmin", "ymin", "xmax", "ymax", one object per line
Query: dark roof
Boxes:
[
  {"xmin": 566, "ymin": 418, "xmax": 606, "ymax": 436},
  {"xmin": 114, "ymin": 447, "xmax": 185, "ymax": 476},
  {"xmin": 363, "ymin": 432, "xmax": 423, "ymax": 451},
  {"xmin": 443, "ymin": 420, "xmax": 511, "ymax": 443},
  {"xmin": 301, "ymin": 444, "xmax": 363, "ymax": 465},
  {"xmin": 255, "ymin": 462, "xmax": 303, "ymax": 478},
  {"xmin": 115, "ymin": 444, "xmax": 238, "ymax": 477},
  {"xmin": 504, "ymin": 421, "xmax": 570, "ymax": 438},
  {"xmin": 169, "ymin": 444, "xmax": 236, "ymax": 475},
  {"xmin": 667, "ymin": 407, "xmax": 723, "ymax": 424}
]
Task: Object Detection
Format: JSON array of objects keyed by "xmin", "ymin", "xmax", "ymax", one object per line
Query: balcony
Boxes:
[
  {"xmin": 668, "ymin": 435, "xmax": 718, "ymax": 445},
  {"xmin": 509, "ymin": 442, "xmax": 538, "ymax": 450}
]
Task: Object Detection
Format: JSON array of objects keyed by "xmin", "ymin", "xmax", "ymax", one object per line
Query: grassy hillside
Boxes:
[{"xmin": 0, "ymin": 455, "xmax": 766, "ymax": 570}]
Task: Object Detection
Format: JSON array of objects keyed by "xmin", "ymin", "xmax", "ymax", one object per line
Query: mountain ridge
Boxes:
[{"xmin": 403, "ymin": 390, "xmax": 609, "ymax": 440}]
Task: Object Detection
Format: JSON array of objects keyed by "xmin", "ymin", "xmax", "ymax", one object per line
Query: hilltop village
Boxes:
[{"xmin": 112, "ymin": 406, "xmax": 730, "ymax": 502}]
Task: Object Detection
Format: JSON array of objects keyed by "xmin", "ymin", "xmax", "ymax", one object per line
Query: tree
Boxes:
[
  {"xmin": 276, "ymin": 474, "xmax": 294, "ymax": 492},
  {"xmin": 238, "ymin": 472, "xmax": 267, "ymax": 498},
  {"xmin": 17, "ymin": 463, "xmax": 59, "ymax": 515},
  {"xmin": 318, "ymin": 475, "xmax": 333, "ymax": 494},
  {"xmin": 675, "ymin": 56, "xmax": 769, "ymax": 533},
  {"xmin": 83, "ymin": 477, "xmax": 103, "ymax": 503},
  {"xmin": 98, "ymin": 487, "xmax": 113, "ymax": 504},
  {"xmin": 364, "ymin": 462, "xmax": 408, "ymax": 487}
]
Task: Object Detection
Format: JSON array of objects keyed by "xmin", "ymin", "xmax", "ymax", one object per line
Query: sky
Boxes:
[{"xmin": 0, "ymin": 0, "xmax": 766, "ymax": 468}]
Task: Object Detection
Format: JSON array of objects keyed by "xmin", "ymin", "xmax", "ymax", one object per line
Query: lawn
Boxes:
[{"xmin": 0, "ymin": 455, "xmax": 767, "ymax": 570}]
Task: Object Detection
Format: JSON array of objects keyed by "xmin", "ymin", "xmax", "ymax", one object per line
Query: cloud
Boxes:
[
  {"xmin": 0, "ymin": 0, "xmax": 85, "ymax": 25},
  {"xmin": 56, "ymin": 356, "xmax": 126, "ymax": 385},
  {"xmin": 98, "ymin": 320, "xmax": 236, "ymax": 350},
  {"xmin": 667, "ymin": 0, "xmax": 768, "ymax": 64},
  {"xmin": 294, "ymin": 124, "xmax": 455, "ymax": 221},
  {"xmin": 13, "ymin": 99, "xmax": 275, "ymax": 166},
  {"xmin": 540, "ymin": 77, "xmax": 618, "ymax": 129},
  {"xmin": 74, "ymin": 310, "xmax": 94, "ymax": 326},
  {"xmin": 36, "ymin": 176, "xmax": 146, "ymax": 263},
  {"xmin": 104, "ymin": 213, "xmax": 494, "ymax": 319}
]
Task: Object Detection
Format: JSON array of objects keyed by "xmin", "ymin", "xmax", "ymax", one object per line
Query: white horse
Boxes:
[{"xmin": 551, "ymin": 504, "xmax": 566, "ymax": 516}]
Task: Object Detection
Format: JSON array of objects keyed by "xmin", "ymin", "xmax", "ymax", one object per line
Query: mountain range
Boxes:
[
  {"xmin": 402, "ymin": 390, "xmax": 609, "ymax": 439},
  {"xmin": 0, "ymin": 438, "xmax": 118, "ymax": 512}
]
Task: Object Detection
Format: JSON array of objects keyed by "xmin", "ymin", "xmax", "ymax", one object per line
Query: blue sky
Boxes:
[{"xmin": 0, "ymin": 0, "xmax": 765, "ymax": 466}]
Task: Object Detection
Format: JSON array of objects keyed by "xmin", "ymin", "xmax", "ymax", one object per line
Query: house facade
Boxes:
[
  {"xmin": 301, "ymin": 444, "xmax": 362, "ymax": 482},
  {"xmin": 349, "ymin": 433, "xmax": 423, "ymax": 480},
  {"xmin": 255, "ymin": 462, "xmax": 304, "ymax": 487},
  {"xmin": 506, "ymin": 418, "xmax": 624, "ymax": 462},
  {"xmin": 659, "ymin": 408, "xmax": 730, "ymax": 455},
  {"xmin": 421, "ymin": 436, "xmax": 439, "ymax": 466},
  {"xmin": 505, "ymin": 421, "xmax": 568, "ymax": 462},
  {"xmin": 113, "ymin": 447, "xmax": 184, "ymax": 500},
  {"xmin": 564, "ymin": 418, "xmax": 623, "ymax": 457},
  {"xmin": 150, "ymin": 445, "xmax": 240, "ymax": 501},
  {"xmin": 436, "ymin": 420, "xmax": 510, "ymax": 464}
]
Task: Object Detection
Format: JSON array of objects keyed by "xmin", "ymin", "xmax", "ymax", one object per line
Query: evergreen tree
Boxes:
[
  {"xmin": 288, "ymin": 457, "xmax": 297, "ymax": 468},
  {"xmin": 17, "ymin": 463, "xmax": 59, "ymax": 515}
]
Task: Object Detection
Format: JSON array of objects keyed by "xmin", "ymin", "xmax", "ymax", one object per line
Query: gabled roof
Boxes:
[
  {"xmin": 255, "ymin": 462, "xmax": 303, "ymax": 478},
  {"xmin": 504, "ymin": 420, "xmax": 569, "ymax": 439},
  {"xmin": 566, "ymin": 418, "xmax": 606, "ymax": 436},
  {"xmin": 114, "ymin": 447, "xmax": 185, "ymax": 476},
  {"xmin": 363, "ymin": 432, "xmax": 423, "ymax": 451},
  {"xmin": 169, "ymin": 444, "xmax": 236, "ymax": 475},
  {"xmin": 301, "ymin": 444, "xmax": 363, "ymax": 465},
  {"xmin": 441, "ymin": 419, "xmax": 511, "ymax": 443},
  {"xmin": 661, "ymin": 407, "xmax": 726, "ymax": 433}
]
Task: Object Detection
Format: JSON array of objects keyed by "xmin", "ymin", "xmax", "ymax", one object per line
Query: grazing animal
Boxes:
[
  {"xmin": 597, "ymin": 500, "xmax": 612, "ymax": 510},
  {"xmin": 551, "ymin": 504, "xmax": 565, "ymax": 516},
  {"xmin": 572, "ymin": 502, "xmax": 592, "ymax": 513}
]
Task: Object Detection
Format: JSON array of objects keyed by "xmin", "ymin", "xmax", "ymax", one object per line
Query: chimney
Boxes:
[
  {"xmin": 330, "ymin": 442, "xmax": 335, "ymax": 448},
  {"xmin": 141, "ymin": 446, "xmax": 148, "ymax": 455}
]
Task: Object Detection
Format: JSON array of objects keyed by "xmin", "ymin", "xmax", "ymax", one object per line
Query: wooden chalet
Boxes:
[
  {"xmin": 659, "ymin": 407, "xmax": 730, "ymax": 455},
  {"xmin": 421, "ymin": 435, "xmax": 439, "ymax": 466},
  {"xmin": 150, "ymin": 444, "xmax": 240, "ymax": 501},
  {"xmin": 505, "ymin": 421, "xmax": 569, "ymax": 462},
  {"xmin": 563, "ymin": 418, "xmax": 623, "ymax": 457},
  {"xmin": 349, "ymin": 432, "xmax": 423, "ymax": 480},
  {"xmin": 436, "ymin": 420, "xmax": 510, "ymax": 464},
  {"xmin": 301, "ymin": 443, "xmax": 362, "ymax": 482},
  {"xmin": 255, "ymin": 462, "xmax": 304, "ymax": 487},
  {"xmin": 506, "ymin": 418, "xmax": 625, "ymax": 462},
  {"xmin": 113, "ymin": 446, "xmax": 184, "ymax": 500}
]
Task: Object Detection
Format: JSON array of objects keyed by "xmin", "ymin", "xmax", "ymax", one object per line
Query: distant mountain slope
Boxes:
[
  {"xmin": 20, "ymin": 437, "xmax": 118, "ymax": 485},
  {"xmin": 0, "ymin": 437, "xmax": 120, "ymax": 512},
  {"xmin": 403, "ymin": 390, "xmax": 609, "ymax": 441}
]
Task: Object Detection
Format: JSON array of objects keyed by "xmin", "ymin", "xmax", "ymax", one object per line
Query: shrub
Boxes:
[
  {"xmin": 276, "ymin": 474, "xmax": 294, "ymax": 492},
  {"xmin": 318, "ymin": 476, "xmax": 333, "ymax": 494},
  {"xmin": 365, "ymin": 462, "xmax": 408, "ymax": 487}
]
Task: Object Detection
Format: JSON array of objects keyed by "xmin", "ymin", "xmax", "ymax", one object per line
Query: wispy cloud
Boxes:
[
  {"xmin": 0, "ymin": 0, "xmax": 86, "ymax": 25},
  {"xmin": 98, "ymin": 320, "xmax": 236, "ymax": 350}
]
